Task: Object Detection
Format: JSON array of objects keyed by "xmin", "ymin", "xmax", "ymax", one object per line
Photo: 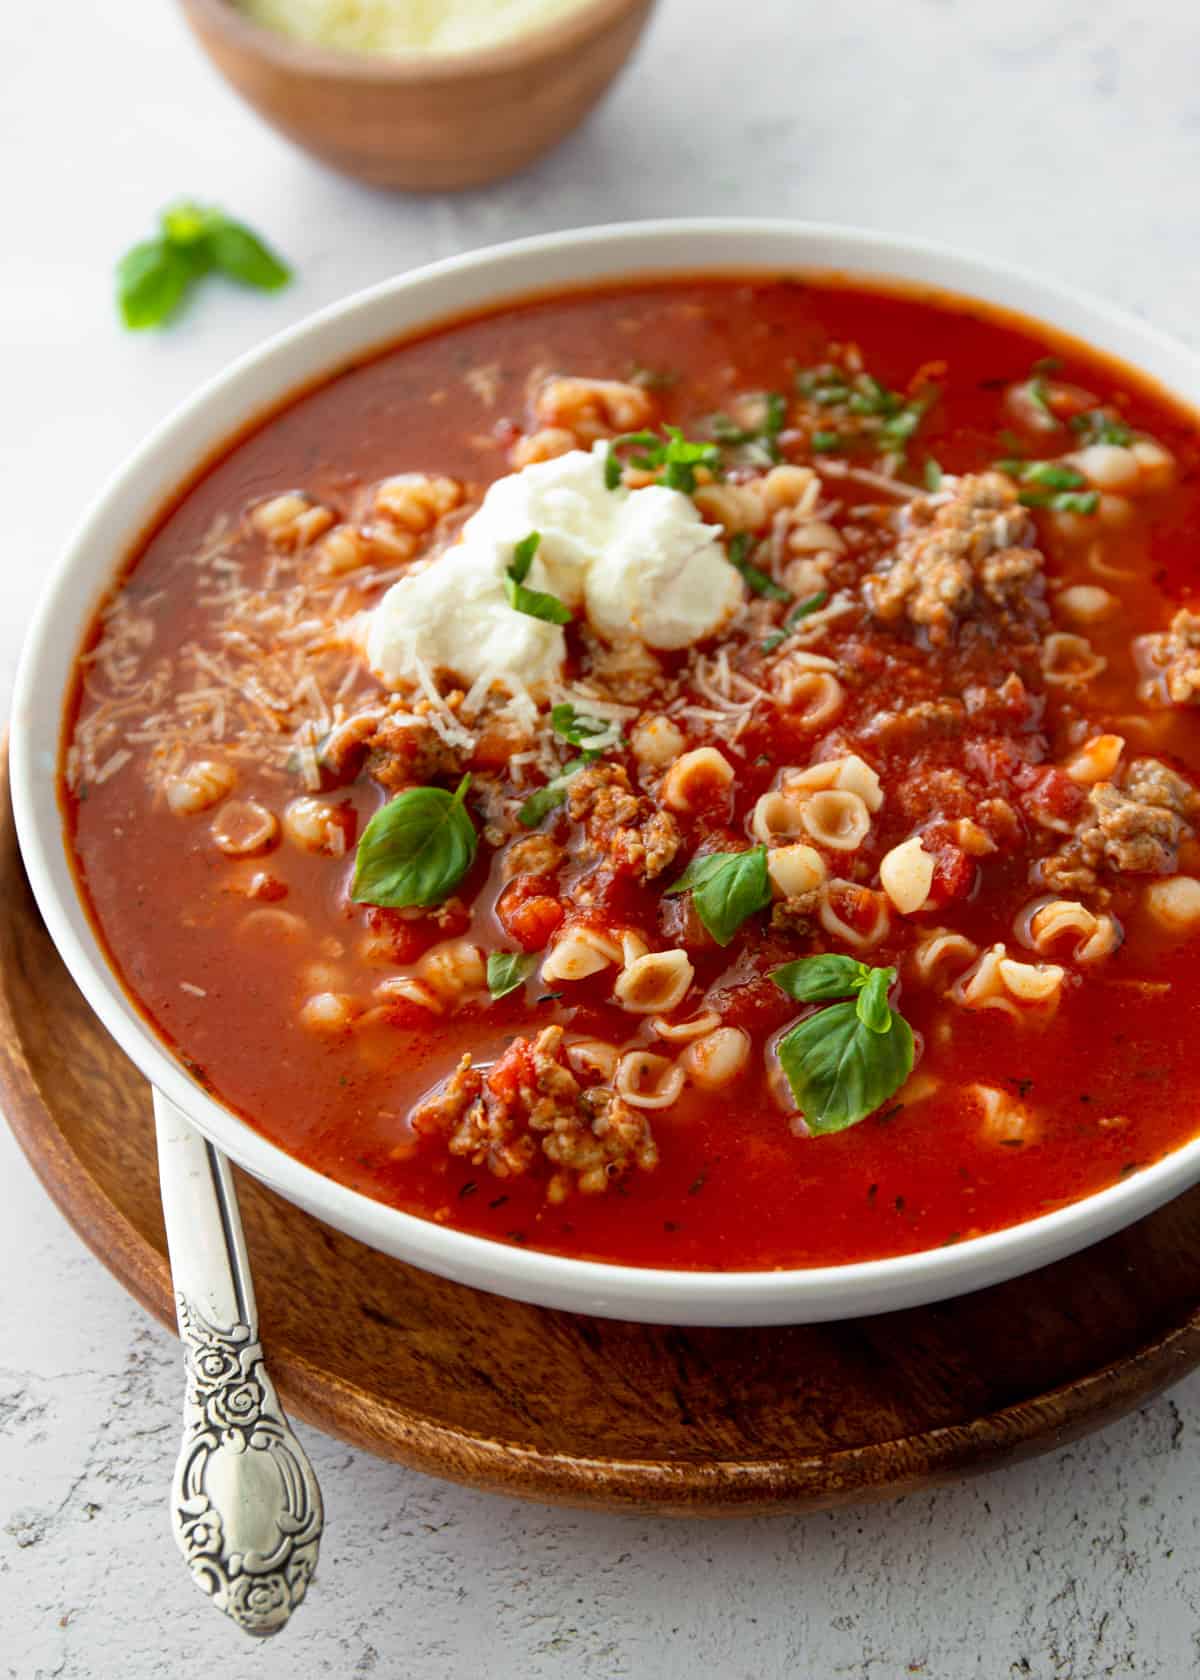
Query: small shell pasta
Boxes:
[
  {"xmin": 418, "ymin": 939, "xmax": 487, "ymax": 1003},
  {"xmin": 660, "ymin": 747, "xmax": 734, "ymax": 813},
  {"xmin": 615, "ymin": 1051, "xmax": 685, "ymax": 1110},
  {"xmin": 1143, "ymin": 876, "xmax": 1200, "ymax": 935},
  {"xmin": 680, "ymin": 1027, "xmax": 751, "ymax": 1090},
  {"xmin": 613, "ymin": 949, "xmax": 695, "ymax": 1014},
  {"xmin": 879, "ymin": 835, "xmax": 936, "ymax": 915},
  {"xmin": 565, "ymin": 1039, "xmax": 620, "ymax": 1081},
  {"xmin": 1017, "ymin": 897, "xmax": 1122, "ymax": 964},
  {"xmin": 767, "ymin": 843, "xmax": 827, "ymax": 898},
  {"xmin": 910, "ymin": 927, "xmax": 979, "ymax": 986},
  {"xmin": 540, "ymin": 925, "xmax": 624, "ymax": 983},
  {"xmin": 800, "ymin": 790, "xmax": 872, "ymax": 852},
  {"xmin": 166, "ymin": 760, "xmax": 236, "ymax": 815},
  {"xmin": 818, "ymin": 880, "xmax": 891, "ymax": 950},
  {"xmin": 1042, "ymin": 632, "xmax": 1107, "ymax": 685},
  {"xmin": 950, "ymin": 943, "xmax": 1065, "ymax": 1017},
  {"xmin": 631, "ymin": 714, "xmax": 686, "ymax": 770},
  {"xmin": 1064, "ymin": 733, "xmax": 1124, "ymax": 784}
]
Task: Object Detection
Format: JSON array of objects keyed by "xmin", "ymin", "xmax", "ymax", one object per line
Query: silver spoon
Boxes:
[{"xmin": 154, "ymin": 1088, "xmax": 323, "ymax": 1636}]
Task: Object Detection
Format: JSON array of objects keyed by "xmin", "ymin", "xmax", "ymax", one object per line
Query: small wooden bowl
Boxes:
[{"xmin": 179, "ymin": 0, "xmax": 657, "ymax": 191}]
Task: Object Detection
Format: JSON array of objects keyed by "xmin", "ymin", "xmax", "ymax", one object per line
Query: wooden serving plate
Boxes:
[{"xmin": 4, "ymin": 756, "xmax": 1200, "ymax": 1515}]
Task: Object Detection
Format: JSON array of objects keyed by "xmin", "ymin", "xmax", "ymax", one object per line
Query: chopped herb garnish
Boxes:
[
  {"xmin": 996, "ymin": 459, "xmax": 1087, "ymax": 490},
  {"xmin": 352, "ymin": 775, "xmax": 476, "ymax": 909},
  {"xmin": 665, "ymin": 845, "xmax": 771, "ymax": 946},
  {"xmin": 1019, "ymin": 489, "xmax": 1100, "ymax": 514},
  {"xmin": 517, "ymin": 756, "xmax": 589, "ymax": 827},
  {"xmin": 504, "ymin": 531, "xmax": 572, "ymax": 624},
  {"xmin": 771, "ymin": 957, "xmax": 915, "ymax": 1134},
  {"xmin": 810, "ymin": 430, "xmax": 845, "ymax": 453},
  {"xmin": 604, "ymin": 426, "xmax": 720, "ymax": 494},
  {"xmin": 710, "ymin": 391, "xmax": 789, "ymax": 466},
  {"xmin": 1070, "ymin": 409, "xmax": 1134, "ymax": 447},
  {"xmin": 519, "ymin": 705, "xmax": 622, "ymax": 828},
  {"xmin": 727, "ymin": 532, "xmax": 789, "ymax": 600},
  {"xmin": 761, "ymin": 589, "xmax": 828, "ymax": 653},
  {"xmin": 486, "ymin": 951, "xmax": 537, "ymax": 1001},
  {"xmin": 116, "ymin": 200, "xmax": 292, "ymax": 330},
  {"xmin": 550, "ymin": 702, "xmax": 623, "ymax": 753},
  {"xmin": 923, "ymin": 458, "xmax": 944, "ymax": 492}
]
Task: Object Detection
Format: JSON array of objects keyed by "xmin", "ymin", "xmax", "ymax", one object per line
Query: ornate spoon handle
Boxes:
[{"xmin": 153, "ymin": 1087, "xmax": 323, "ymax": 1637}]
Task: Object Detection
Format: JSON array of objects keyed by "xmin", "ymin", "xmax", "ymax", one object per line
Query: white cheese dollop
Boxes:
[{"xmin": 365, "ymin": 448, "xmax": 743, "ymax": 697}]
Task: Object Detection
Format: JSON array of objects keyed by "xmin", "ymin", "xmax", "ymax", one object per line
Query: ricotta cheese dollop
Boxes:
[{"xmin": 365, "ymin": 448, "xmax": 744, "ymax": 697}]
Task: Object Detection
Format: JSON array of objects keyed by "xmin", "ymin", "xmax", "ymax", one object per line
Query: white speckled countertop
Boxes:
[{"xmin": 5, "ymin": 2, "xmax": 1200, "ymax": 1673}]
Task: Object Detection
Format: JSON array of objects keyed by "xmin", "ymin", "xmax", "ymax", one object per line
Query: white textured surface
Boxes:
[{"xmin": 4, "ymin": 0, "xmax": 1200, "ymax": 1671}]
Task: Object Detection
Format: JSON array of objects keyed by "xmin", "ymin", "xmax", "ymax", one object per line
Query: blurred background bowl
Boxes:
[{"xmin": 178, "ymin": 0, "xmax": 657, "ymax": 191}]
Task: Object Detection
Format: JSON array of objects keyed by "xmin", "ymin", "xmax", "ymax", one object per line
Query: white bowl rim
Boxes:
[{"xmin": 12, "ymin": 216, "xmax": 1200, "ymax": 1325}]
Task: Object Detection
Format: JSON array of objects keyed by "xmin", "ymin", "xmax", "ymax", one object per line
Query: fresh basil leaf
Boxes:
[
  {"xmin": 487, "ymin": 951, "xmax": 537, "ymax": 1001},
  {"xmin": 517, "ymin": 757, "xmax": 589, "ymax": 828},
  {"xmin": 117, "ymin": 201, "xmax": 293, "ymax": 332},
  {"xmin": 116, "ymin": 239, "xmax": 197, "ymax": 330},
  {"xmin": 205, "ymin": 219, "xmax": 292, "ymax": 290},
  {"xmin": 856, "ymin": 965, "xmax": 894, "ymax": 1033},
  {"xmin": 777, "ymin": 999, "xmax": 914, "ymax": 1135},
  {"xmin": 665, "ymin": 845, "xmax": 770, "ymax": 946},
  {"xmin": 772, "ymin": 954, "xmax": 872, "ymax": 1003},
  {"xmin": 727, "ymin": 533, "xmax": 789, "ymax": 601},
  {"xmin": 351, "ymin": 775, "xmax": 476, "ymax": 909}
]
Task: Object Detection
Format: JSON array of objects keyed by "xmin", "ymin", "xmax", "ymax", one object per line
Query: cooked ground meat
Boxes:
[
  {"xmin": 501, "ymin": 833, "xmax": 566, "ymax": 880},
  {"xmin": 1040, "ymin": 756, "xmax": 1198, "ymax": 890},
  {"xmin": 1139, "ymin": 607, "xmax": 1200, "ymax": 706},
  {"xmin": 365, "ymin": 709, "xmax": 464, "ymax": 792},
  {"xmin": 861, "ymin": 698, "xmax": 966, "ymax": 748},
  {"xmin": 770, "ymin": 890, "xmax": 820, "ymax": 935},
  {"xmin": 567, "ymin": 762, "xmax": 680, "ymax": 880},
  {"xmin": 409, "ymin": 1027, "xmax": 656, "ymax": 1201},
  {"xmin": 866, "ymin": 473, "xmax": 1046, "ymax": 646}
]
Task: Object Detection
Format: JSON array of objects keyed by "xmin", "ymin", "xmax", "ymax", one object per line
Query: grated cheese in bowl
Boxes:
[{"xmin": 235, "ymin": 0, "xmax": 595, "ymax": 54}]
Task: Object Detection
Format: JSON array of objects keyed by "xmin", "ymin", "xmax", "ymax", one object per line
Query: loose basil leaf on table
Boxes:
[
  {"xmin": 486, "ymin": 951, "xmax": 538, "ymax": 1001},
  {"xmin": 771, "ymin": 957, "xmax": 914, "ymax": 1133},
  {"xmin": 351, "ymin": 775, "xmax": 477, "ymax": 909},
  {"xmin": 116, "ymin": 199, "xmax": 292, "ymax": 331},
  {"xmin": 665, "ymin": 845, "xmax": 771, "ymax": 946}
]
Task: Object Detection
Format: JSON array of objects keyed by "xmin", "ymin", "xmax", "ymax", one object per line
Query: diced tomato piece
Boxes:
[
  {"xmin": 486, "ymin": 1036, "xmax": 535, "ymax": 1102},
  {"xmin": 497, "ymin": 880, "xmax": 565, "ymax": 951},
  {"xmin": 926, "ymin": 840, "xmax": 976, "ymax": 908},
  {"xmin": 1016, "ymin": 765, "xmax": 1087, "ymax": 831}
]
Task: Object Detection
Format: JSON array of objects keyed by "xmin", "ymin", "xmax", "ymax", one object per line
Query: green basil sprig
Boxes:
[
  {"xmin": 604, "ymin": 427, "xmax": 721, "ymax": 493},
  {"xmin": 351, "ymin": 775, "xmax": 476, "ymax": 909},
  {"xmin": 486, "ymin": 951, "xmax": 537, "ymax": 1000},
  {"xmin": 665, "ymin": 845, "xmax": 771, "ymax": 946},
  {"xmin": 116, "ymin": 200, "xmax": 291, "ymax": 330},
  {"xmin": 517, "ymin": 704, "xmax": 623, "ymax": 829},
  {"xmin": 504, "ymin": 532, "xmax": 573, "ymax": 624},
  {"xmin": 772, "ymin": 957, "xmax": 914, "ymax": 1134}
]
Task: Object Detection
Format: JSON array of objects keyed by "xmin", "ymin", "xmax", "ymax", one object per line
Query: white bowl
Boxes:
[{"xmin": 12, "ymin": 220, "xmax": 1200, "ymax": 1326}]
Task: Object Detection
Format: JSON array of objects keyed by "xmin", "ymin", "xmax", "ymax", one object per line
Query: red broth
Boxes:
[{"xmin": 63, "ymin": 278, "xmax": 1200, "ymax": 1269}]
